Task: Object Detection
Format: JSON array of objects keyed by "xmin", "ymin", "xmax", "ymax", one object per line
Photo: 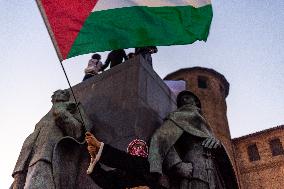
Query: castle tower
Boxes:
[{"xmin": 164, "ymin": 67, "xmax": 234, "ymax": 160}]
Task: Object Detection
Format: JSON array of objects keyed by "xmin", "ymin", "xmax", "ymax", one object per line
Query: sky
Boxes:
[{"xmin": 1, "ymin": 0, "xmax": 284, "ymax": 188}]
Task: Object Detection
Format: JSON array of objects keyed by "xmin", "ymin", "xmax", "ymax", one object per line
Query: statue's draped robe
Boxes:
[
  {"xmin": 148, "ymin": 105, "xmax": 238, "ymax": 189},
  {"xmin": 11, "ymin": 105, "xmax": 97, "ymax": 189},
  {"xmin": 12, "ymin": 111, "xmax": 60, "ymax": 189}
]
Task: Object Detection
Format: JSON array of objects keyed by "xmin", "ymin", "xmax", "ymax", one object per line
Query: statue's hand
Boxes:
[
  {"xmin": 174, "ymin": 162, "xmax": 193, "ymax": 178},
  {"xmin": 202, "ymin": 137, "xmax": 221, "ymax": 149}
]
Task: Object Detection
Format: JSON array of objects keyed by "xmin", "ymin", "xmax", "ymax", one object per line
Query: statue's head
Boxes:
[
  {"xmin": 51, "ymin": 89, "xmax": 70, "ymax": 103},
  {"xmin": 176, "ymin": 90, "xmax": 201, "ymax": 108}
]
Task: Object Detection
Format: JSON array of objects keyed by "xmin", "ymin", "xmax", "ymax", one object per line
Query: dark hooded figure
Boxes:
[
  {"xmin": 102, "ymin": 49, "xmax": 127, "ymax": 70},
  {"xmin": 85, "ymin": 132, "xmax": 164, "ymax": 189},
  {"xmin": 148, "ymin": 90, "xmax": 238, "ymax": 189},
  {"xmin": 135, "ymin": 46, "xmax": 157, "ymax": 67}
]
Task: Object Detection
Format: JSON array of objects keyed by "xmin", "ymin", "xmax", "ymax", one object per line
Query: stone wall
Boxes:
[{"xmin": 232, "ymin": 125, "xmax": 284, "ymax": 189}]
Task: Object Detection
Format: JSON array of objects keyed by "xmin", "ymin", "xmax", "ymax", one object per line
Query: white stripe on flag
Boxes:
[{"xmin": 93, "ymin": 0, "xmax": 211, "ymax": 12}]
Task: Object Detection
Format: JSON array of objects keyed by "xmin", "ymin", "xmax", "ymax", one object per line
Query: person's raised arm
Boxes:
[
  {"xmin": 85, "ymin": 132, "xmax": 149, "ymax": 175},
  {"xmin": 123, "ymin": 50, "xmax": 128, "ymax": 61},
  {"xmin": 102, "ymin": 56, "xmax": 110, "ymax": 70}
]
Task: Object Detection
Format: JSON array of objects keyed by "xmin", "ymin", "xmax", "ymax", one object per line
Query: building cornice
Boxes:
[{"xmin": 232, "ymin": 125, "xmax": 284, "ymax": 142}]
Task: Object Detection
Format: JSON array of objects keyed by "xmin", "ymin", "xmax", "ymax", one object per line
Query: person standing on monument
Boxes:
[
  {"xmin": 148, "ymin": 90, "xmax": 238, "ymax": 189},
  {"xmin": 135, "ymin": 46, "xmax": 157, "ymax": 67},
  {"xmin": 127, "ymin": 52, "xmax": 135, "ymax": 60},
  {"xmin": 101, "ymin": 49, "xmax": 128, "ymax": 70},
  {"xmin": 83, "ymin": 53, "xmax": 103, "ymax": 81},
  {"xmin": 85, "ymin": 132, "xmax": 164, "ymax": 189}
]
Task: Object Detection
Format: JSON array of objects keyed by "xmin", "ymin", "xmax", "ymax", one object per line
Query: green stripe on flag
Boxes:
[{"xmin": 67, "ymin": 5, "xmax": 212, "ymax": 58}]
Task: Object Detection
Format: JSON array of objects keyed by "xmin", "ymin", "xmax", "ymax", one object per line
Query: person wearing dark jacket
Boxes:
[
  {"xmin": 85, "ymin": 132, "xmax": 163, "ymax": 189},
  {"xmin": 102, "ymin": 49, "xmax": 128, "ymax": 70},
  {"xmin": 135, "ymin": 46, "xmax": 157, "ymax": 67}
]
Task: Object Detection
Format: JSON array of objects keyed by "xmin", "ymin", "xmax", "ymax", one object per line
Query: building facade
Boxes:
[
  {"xmin": 233, "ymin": 125, "xmax": 284, "ymax": 189},
  {"xmin": 164, "ymin": 67, "xmax": 284, "ymax": 189}
]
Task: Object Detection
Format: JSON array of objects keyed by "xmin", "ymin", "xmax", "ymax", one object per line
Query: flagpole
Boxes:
[
  {"xmin": 35, "ymin": 0, "xmax": 87, "ymax": 131},
  {"xmin": 58, "ymin": 61, "xmax": 87, "ymax": 131}
]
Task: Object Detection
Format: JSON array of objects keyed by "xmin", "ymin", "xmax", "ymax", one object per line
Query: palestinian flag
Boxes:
[{"xmin": 36, "ymin": 0, "xmax": 213, "ymax": 61}]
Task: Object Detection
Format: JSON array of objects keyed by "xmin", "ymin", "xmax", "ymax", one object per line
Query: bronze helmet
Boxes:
[{"xmin": 176, "ymin": 90, "xmax": 201, "ymax": 108}]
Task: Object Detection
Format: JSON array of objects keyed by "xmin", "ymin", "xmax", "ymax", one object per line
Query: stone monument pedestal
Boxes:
[
  {"xmin": 72, "ymin": 56, "xmax": 176, "ymax": 188},
  {"xmin": 74, "ymin": 55, "xmax": 176, "ymax": 151}
]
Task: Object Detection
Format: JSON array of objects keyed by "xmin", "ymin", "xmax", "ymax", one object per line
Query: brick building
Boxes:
[
  {"xmin": 233, "ymin": 125, "xmax": 284, "ymax": 189},
  {"xmin": 164, "ymin": 67, "xmax": 284, "ymax": 189}
]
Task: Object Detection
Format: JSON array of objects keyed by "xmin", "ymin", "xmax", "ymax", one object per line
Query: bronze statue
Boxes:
[
  {"xmin": 11, "ymin": 89, "xmax": 92, "ymax": 189},
  {"xmin": 148, "ymin": 90, "xmax": 238, "ymax": 189}
]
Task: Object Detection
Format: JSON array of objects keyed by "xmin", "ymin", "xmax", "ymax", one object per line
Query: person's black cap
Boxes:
[
  {"xmin": 176, "ymin": 90, "xmax": 201, "ymax": 108},
  {"xmin": 92, "ymin": 53, "xmax": 101, "ymax": 60}
]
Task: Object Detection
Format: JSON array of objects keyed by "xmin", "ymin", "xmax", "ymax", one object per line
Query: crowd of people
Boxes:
[{"xmin": 83, "ymin": 47, "xmax": 158, "ymax": 81}]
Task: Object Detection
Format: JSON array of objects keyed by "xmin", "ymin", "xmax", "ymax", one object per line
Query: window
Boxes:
[
  {"xmin": 197, "ymin": 76, "xmax": 208, "ymax": 89},
  {"xmin": 269, "ymin": 138, "xmax": 284, "ymax": 156},
  {"xmin": 247, "ymin": 144, "xmax": 260, "ymax": 161}
]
